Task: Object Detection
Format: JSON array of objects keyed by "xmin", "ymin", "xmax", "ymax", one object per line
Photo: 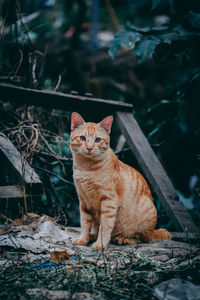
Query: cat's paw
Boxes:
[
  {"xmin": 113, "ymin": 237, "xmax": 129, "ymax": 245},
  {"xmin": 72, "ymin": 237, "xmax": 88, "ymax": 246},
  {"xmin": 91, "ymin": 241, "xmax": 107, "ymax": 250}
]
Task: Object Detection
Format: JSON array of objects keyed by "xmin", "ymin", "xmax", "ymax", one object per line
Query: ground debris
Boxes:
[
  {"xmin": 26, "ymin": 288, "xmax": 71, "ymax": 299},
  {"xmin": 153, "ymin": 278, "xmax": 200, "ymax": 300},
  {"xmin": 0, "ymin": 213, "xmax": 199, "ymax": 268},
  {"xmin": 1, "ymin": 214, "xmax": 200, "ymax": 299},
  {"xmin": 26, "ymin": 289, "xmax": 104, "ymax": 300},
  {"xmin": 0, "ymin": 213, "xmax": 75, "ymax": 254},
  {"xmin": 49, "ymin": 250, "xmax": 71, "ymax": 262}
]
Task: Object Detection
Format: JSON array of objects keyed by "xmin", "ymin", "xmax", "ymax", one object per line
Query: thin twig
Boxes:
[
  {"xmin": 14, "ymin": 49, "xmax": 23, "ymax": 76},
  {"xmin": 30, "ymin": 164, "xmax": 74, "ymax": 186},
  {"xmin": 34, "ymin": 150, "xmax": 72, "ymax": 162},
  {"xmin": 54, "ymin": 75, "xmax": 62, "ymax": 92}
]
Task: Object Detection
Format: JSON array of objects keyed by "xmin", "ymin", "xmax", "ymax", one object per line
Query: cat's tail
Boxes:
[{"xmin": 152, "ymin": 228, "xmax": 172, "ymax": 240}]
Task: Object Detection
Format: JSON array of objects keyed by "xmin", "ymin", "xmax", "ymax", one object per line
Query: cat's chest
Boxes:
[{"xmin": 73, "ymin": 169, "xmax": 102, "ymax": 201}]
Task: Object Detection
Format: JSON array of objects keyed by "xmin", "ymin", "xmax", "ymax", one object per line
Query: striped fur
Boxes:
[{"xmin": 70, "ymin": 112, "xmax": 171, "ymax": 250}]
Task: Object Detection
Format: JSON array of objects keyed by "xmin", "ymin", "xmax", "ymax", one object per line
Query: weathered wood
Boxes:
[
  {"xmin": 116, "ymin": 112, "xmax": 198, "ymax": 233},
  {"xmin": 0, "ymin": 83, "xmax": 133, "ymax": 114},
  {"xmin": 0, "ymin": 134, "xmax": 42, "ymax": 194},
  {"xmin": 0, "ymin": 186, "xmax": 23, "ymax": 199},
  {"xmin": 171, "ymin": 232, "xmax": 200, "ymax": 241}
]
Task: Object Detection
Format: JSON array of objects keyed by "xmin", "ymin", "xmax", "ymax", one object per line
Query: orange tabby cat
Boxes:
[{"xmin": 70, "ymin": 112, "xmax": 171, "ymax": 250}]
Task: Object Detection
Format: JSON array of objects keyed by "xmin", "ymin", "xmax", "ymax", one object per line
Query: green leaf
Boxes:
[
  {"xmin": 127, "ymin": 21, "xmax": 168, "ymax": 34},
  {"xmin": 151, "ymin": 0, "xmax": 161, "ymax": 11},
  {"xmin": 109, "ymin": 30, "xmax": 141, "ymax": 60},
  {"xmin": 148, "ymin": 121, "xmax": 166, "ymax": 141},
  {"xmin": 127, "ymin": 22, "xmax": 152, "ymax": 33},
  {"xmin": 188, "ymin": 11, "xmax": 200, "ymax": 29},
  {"xmin": 134, "ymin": 37, "xmax": 159, "ymax": 62},
  {"xmin": 147, "ymin": 100, "xmax": 170, "ymax": 112}
]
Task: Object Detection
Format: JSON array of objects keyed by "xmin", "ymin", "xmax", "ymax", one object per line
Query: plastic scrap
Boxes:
[
  {"xmin": 0, "ymin": 213, "xmax": 74, "ymax": 254},
  {"xmin": 30, "ymin": 261, "xmax": 59, "ymax": 269},
  {"xmin": 153, "ymin": 278, "xmax": 200, "ymax": 300}
]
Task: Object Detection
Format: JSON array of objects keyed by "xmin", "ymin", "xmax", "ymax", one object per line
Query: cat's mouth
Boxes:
[
  {"xmin": 85, "ymin": 152, "xmax": 93, "ymax": 156},
  {"xmin": 85, "ymin": 148, "xmax": 93, "ymax": 155},
  {"xmin": 82, "ymin": 149, "xmax": 101, "ymax": 157},
  {"xmin": 84, "ymin": 150, "xmax": 97, "ymax": 157}
]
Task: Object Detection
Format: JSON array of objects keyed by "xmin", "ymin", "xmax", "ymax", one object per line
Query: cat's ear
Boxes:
[
  {"xmin": 71, "ymin": 112, "xmax": 85, "ymax": 131},
  {"xmin": 99, "ymin": 116, "xmax": 113, "ymax": 134}
]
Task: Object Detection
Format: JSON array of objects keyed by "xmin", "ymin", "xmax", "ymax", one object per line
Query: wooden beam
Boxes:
[
  {"xmin": 171, "ymin": 232, "xmax": 199, "ymax": 242},
  {"xmin": 0, "ymin": 83, "xmax": 133, "ymax": 114},
  {"xmin": 0, "ymin": 134, "xmax": 43, "ymax": 194},
  {"xmin": 116, "ymin": 112, "xmax": 198, "ymax": 233},
  {"xmin": 0, "ymin": 186, "xmax": 23, "ymax": 199}
]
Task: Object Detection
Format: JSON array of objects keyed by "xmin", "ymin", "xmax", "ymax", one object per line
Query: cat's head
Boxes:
[{"xmin": 70, "ymin": 112, "xmax": 113, "ymax": 157}]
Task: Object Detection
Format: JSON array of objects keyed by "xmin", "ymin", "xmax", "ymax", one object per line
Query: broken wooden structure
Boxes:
[
  {"xmin": 0, "ymin": 133, "xmax": 43, "ymax": 213},
  {"xmin": 0, "ymin": 82, "xmax": 199, "ymax": 238}
]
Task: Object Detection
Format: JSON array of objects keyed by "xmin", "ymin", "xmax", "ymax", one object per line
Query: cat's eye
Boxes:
[
  {"xmin": 80, "ymin": 135, "xmax": 86, "ymax": 141},
  {"xmin": 95, "ymin": 137, "xmax": 101, "ymax": 143}
]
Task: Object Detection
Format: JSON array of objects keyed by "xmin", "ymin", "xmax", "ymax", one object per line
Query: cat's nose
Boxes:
[{"xmin": 87, "ymin": 147, "xmax": 93, "ymax": 153}]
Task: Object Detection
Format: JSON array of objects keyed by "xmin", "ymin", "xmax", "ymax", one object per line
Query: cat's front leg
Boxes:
[
  {"xmin": 73, "ymin": 205, "xmax": 92, "ymax": 246},
  {"xmin": 92, "ymin": 196, "xmax": 118, "ymax": 250}
]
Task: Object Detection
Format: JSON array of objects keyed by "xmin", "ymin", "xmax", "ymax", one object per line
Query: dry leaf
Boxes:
[{"xmin": 49, "ymin": 250, "xmax": 70, "ymax": 262}]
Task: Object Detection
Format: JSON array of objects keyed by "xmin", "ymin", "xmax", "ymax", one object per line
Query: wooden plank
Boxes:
[
  {"xmin": 0, "ymin": 134, "xmax": 42, "ymax": 194},
  {"xmin": 171, "ymin": 232, "xmax": 199, "ymax": 242},
  {"xmin": 0, "ymin": 186, "xmax": 23, "ymax": 199},
  {"xmin": 0, "ymin": 83, "xmax": 133, "ymax": 114},
  {"xmin": 116, "ymin": 112, "xmax": 198, "ymax": 233}
]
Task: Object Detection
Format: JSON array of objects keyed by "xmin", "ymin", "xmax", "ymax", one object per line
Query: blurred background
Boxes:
[{"xmin": 0, "ymin": 0, "xmax": 200, "ymax": 231}]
